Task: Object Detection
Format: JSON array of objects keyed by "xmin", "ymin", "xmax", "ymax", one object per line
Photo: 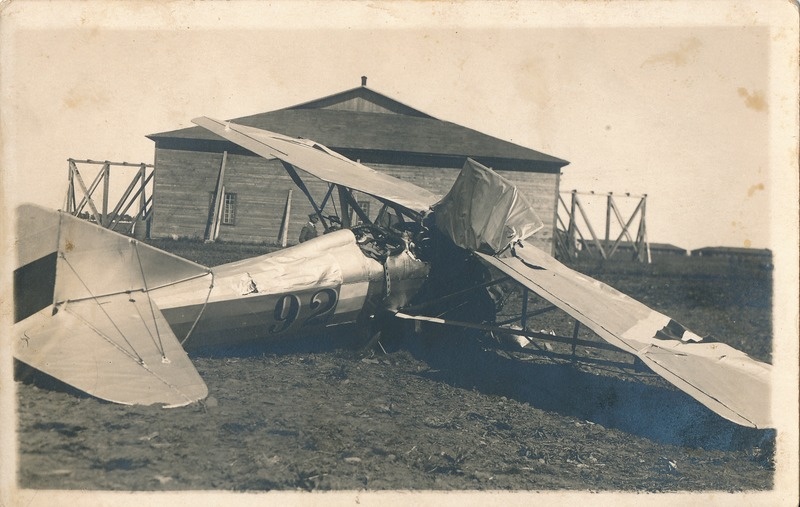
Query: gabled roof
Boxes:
[
  {"xmin": 148, "ymin": 85, "xmax": 569, "ymax": 171},
  {"xmin": 286, "ymin": 85, "xmax": 435, "ymax": 118}
]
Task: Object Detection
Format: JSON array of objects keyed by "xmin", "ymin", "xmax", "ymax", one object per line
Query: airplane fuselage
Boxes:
[{"xmin": 151, "ymin": 228, "xmax": 430, "ymax": 351}]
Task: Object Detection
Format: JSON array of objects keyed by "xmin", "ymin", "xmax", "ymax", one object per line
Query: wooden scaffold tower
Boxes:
[
  {"xmin": 64, "ymin": 159, "xmax": 155, "ymax": 238},
  {"xmin": 556, "ymin": 190, "xmax": 651, "ymax": 263}
]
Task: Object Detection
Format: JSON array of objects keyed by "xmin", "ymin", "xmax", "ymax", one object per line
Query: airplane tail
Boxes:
[{"xmin": 12, "ymin": 204, "xmax": 211, "ymax": 407}]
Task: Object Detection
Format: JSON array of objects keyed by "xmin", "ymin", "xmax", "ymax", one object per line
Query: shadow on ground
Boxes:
[{"xmin": 399, "ymin": 332, "xmax": 775, "ymax": 454}]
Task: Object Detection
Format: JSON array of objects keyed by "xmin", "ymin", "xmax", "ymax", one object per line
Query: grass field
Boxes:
[{"xmin": 15, "ymin": 239, "xmax": 776, "ymax": 493}]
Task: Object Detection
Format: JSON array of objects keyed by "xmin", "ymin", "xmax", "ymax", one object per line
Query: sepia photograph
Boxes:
[{"xmin": 1, "ymin": 1, "xmax": 797, "ymax": 506}]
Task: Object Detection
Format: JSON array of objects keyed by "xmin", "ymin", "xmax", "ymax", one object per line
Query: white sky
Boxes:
[{"xmin": 1, "ymin": 0, "xmax": 797, "ymax": 253}]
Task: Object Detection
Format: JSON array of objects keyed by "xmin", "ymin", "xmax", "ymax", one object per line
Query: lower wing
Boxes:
[{"xmin": 477, "ymin": 242, "xmax": 772, "ymax": 429}]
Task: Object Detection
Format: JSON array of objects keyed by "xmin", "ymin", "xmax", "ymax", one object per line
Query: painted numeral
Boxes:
[
  {"xmin": 269, "ymin": 294, "xmax": 301, "ymax": 334},
  {"xmin": 305, "ymin": 288, "xmax": 338, "ymax": 326},
  {"xmin": 267, "ymin": 289, "xmax": 339, "ymax": 335}
]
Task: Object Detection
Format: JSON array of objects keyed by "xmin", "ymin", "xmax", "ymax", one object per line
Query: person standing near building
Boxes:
[{"xmin": 299, "ymin": 213, "xmax": 320, "ymax": 243}]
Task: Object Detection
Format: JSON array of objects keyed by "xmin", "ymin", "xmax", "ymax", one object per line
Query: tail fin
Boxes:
[{"xmin": 13, "ymin": 204, "xmax": 210, "ymax": 407}]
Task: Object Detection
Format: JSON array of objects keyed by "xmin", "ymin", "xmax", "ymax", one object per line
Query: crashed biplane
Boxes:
[{"xmin": 12, "ymin": 117, "xmax": 772, "ymax": 429}]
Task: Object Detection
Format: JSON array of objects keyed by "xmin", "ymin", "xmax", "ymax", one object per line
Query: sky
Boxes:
[{"xmin": 1, "ymin": 1, "xmax": 797, "ymax": 253}]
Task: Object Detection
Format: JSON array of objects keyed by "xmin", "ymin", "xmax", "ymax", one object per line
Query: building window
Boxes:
[
  {"xmin": 352, "ymin": 200, "xmax": 370, "ymax": 225},
  {"xmin": 209, "ymin": 191, "xmax": 237, "ymax": 226},
  {"xmin": 222, "ymin": 193, "xmax": 237, "ymax": 225}
]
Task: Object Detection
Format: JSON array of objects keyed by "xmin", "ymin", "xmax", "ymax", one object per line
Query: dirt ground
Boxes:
[{"xmin": 14, "ymin": 250, "xmax": 776, "ymax": 493}]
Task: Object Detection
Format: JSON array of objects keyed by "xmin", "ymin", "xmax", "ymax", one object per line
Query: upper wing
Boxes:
[
  {"xmin": 477, "ymin": 243, "xmax": 772, "ymax": 429},
  {"xmin": 192, "ymin": 117, "xmax": 440, "ymax": 214}
]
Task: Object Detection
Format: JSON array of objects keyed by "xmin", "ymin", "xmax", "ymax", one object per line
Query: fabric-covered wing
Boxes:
[
  {"xmin": 477, "ymin": 242, "xmax": 772, "ymax": 429},
  {"xmin": 14, "ymin": 294, "xmax": 208, "ymax": 407},
  {"xmin": 192, "ymin": 117, "xmax": 439, "ymax": 214}
]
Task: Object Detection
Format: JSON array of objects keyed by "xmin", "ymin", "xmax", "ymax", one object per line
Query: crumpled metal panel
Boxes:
[{"xmin": 433, "ymin": 158, "xmax": 544, "ymax": 254}]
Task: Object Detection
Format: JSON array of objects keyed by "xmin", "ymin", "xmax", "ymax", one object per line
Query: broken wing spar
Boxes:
[
  {"xmin": 191, "ymin": 117, "xmax": 440, "ymax": 216},
  {"xmin": 476, "ymin": 243, "xmax": 772, "ymax": 429}
]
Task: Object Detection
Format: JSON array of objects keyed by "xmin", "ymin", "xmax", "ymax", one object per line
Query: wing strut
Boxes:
[
  {"xmin": 337, "ymin": 184, "xmax": 372, "ymax": 225},
  {"xmin": 281, "ymin": 161, "xmax": 330, "ymax": 230}
]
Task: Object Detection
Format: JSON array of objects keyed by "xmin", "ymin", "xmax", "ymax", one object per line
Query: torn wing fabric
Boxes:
[
  {"xmin": 433, "ymin": 158, "xmax": 544, "ymax": 254},
  {"xmin": 13, "ymin": 294, "xmax": 208, "ymax": 407},
  {"xmin": 192, "ymin": 117, "xmax": 440, "ymax": 215},
  {"xmin": 477, "ymin": 242, "xmax": 772, "ymax": 429}
]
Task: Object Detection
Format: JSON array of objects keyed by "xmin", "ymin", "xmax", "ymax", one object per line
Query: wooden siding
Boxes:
[
  {"xmin": 153, "ymin": 148, "xmax": 332, "ymax": 244},
  {"xmin": 152, "ymin": 149, "xmax": 558, "ymax": 253},
  {"xmin": 319, "ymin": 96, "xmax": 401, "ymax": 115}
]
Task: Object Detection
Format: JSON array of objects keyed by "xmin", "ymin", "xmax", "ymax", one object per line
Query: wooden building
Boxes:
[
  {"xmin": 691, "ymin": 246, "xmax": 773, "ymax": 263},
  {"xmin": 146, "ymin": 80, "xmax": 569, "ymax": 252},
  {"xmin": 578, "ymin": 240, "xmax": 688, "ymax": 259}
]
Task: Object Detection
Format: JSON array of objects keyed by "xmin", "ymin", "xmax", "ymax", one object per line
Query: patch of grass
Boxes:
[{"xmin": 146, "ymin": 238, "xmax": 282, "ymax": 266}]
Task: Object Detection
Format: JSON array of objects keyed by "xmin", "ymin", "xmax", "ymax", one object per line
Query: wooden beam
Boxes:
[
  {"xmin": 73, "ymin": 163, "xmax": 106, "ymax": 216},
  {"xmin": 605, "ymin": 193, "xmax": 612, "ymax": 250},
  {"xmin": 108, "ymin": 171, "xmax": 154, "ymax": 231},
  {"xmin": 608, "ymin": 196, "xmax": 636, "ymax": 244},
  {"xmin": 574, "ymin": 194, "xmax": 607, "ymax": 259},
  {"xmin": 213, "ymin": 185, "xmax": 225, "ymax": 241},
  {"xmin": 106, "ymin": 169, "xmax": 143, "ymax": 229},
  {"xmin": 607, "ymin": 198, "xmax": 644, "ymax": 258},
  {"xmin": 279, "ymin": 189, "xmax": 292, "ymax": 247},
  {"xmin": 338, "ymin": 187, "xmax": 371, "ymax": 225},
  {"xmin": 71, "ymin": 167, "xmax": 102, "ymax": 225},
  {"xmin": 138, "ymin": 163, "xmax": 147, "ymax": 220},
  {"xmin": 206, "ymin": 151, "xmax": 228, "ymax": 241},
  {"xmin": 567, "ymin": 191, "xmax": 577, "ymax": 258},
  {"xmin": 102, "ymin": 162, "xmax": 110, "ymax": 226}
]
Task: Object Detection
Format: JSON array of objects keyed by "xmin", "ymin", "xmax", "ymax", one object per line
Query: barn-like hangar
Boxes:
[{"xmin": 146, "ymin": 79, "xmax": 569, "ymax": 253}]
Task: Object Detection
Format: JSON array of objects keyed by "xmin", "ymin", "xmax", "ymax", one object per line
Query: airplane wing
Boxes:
[
  {"xmin": 192, "ymin": 117, "xmax": 440, "ymax": 215},
  {"xmin": 477, "ymin": 243, "xmax": 772, "ymax": 429},
  {"xmin": 13, "ymin": 204, "xmax": 210, "ymax": 406},
  {"xmin": 14, "ymin": 293, "xmax": 208, "ymax": 407}
]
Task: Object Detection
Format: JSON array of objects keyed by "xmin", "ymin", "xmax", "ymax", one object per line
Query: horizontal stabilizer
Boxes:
[
  {"xmin": 13, "ymin": 204, "xmax": 211, "ymax": 406},
  {"xmin": 14, "ymin": 293, "xmax": 208, "ymax": 407},
  {"xmin": 477, "ymin": 242, "xmax": 772, "ymax": 428}
]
